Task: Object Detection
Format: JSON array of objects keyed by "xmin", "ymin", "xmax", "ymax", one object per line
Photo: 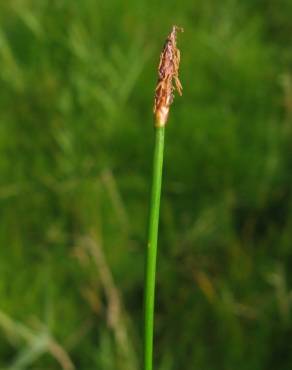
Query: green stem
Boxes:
[{"xmin": 144, "ymin": 126, "xmax": 165, "ymax": 370}]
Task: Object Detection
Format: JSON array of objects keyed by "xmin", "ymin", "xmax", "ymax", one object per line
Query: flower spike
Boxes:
[{"xmin": 153, "ymin": 25, "xmax": 183, "ymax": 127}]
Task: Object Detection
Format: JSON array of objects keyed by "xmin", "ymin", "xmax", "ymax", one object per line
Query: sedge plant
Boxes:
[{"xmin": 144, "ymin": 26, "xmax": 183, "ymax": 370}]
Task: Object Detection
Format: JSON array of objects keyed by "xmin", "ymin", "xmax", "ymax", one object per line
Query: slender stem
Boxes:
[{"xmin": 144, "ymin": 126, "xmax": 165, "ymax": 370}]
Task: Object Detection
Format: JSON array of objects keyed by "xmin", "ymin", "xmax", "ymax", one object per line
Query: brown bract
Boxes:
[{"xmin": 153, "ymin": 25, "xmax": 183, "ymax": 127}]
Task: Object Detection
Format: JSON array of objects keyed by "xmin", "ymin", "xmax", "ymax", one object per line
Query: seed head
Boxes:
[{"xmin": 153, "ymin": 25, "xmax": 183, "ymax": 127}]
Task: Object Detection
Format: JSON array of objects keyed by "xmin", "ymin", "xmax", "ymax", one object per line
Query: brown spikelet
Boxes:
[{"xmin": 153, "ymin": 25, "xmax": 183, "ymax": 127}]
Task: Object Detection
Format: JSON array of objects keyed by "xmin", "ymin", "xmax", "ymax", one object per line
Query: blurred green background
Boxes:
[{"xmin": 1, "ymin": 0, "xmax": 292, "ymax": 369}]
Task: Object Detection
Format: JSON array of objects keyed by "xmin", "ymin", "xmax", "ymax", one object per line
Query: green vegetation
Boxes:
[{"xmin": 1, "ymin": 0, "xmax": 292, "ymax": 369}]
